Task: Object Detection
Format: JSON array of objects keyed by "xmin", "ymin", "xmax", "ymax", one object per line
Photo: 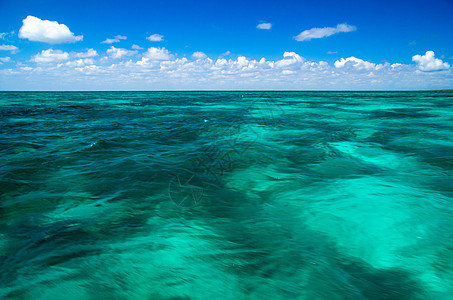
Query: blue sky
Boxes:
[{"xmin": 0, "ymin": 0, "xmax": 452, "ymax": 90}]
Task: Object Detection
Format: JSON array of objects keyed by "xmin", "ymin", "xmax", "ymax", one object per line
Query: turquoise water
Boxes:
[{"xmin": 1, "ymin": 91, "xmax": 453, "ymax": 299}]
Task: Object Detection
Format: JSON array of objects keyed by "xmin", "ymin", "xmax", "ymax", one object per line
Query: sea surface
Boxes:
[{"xmin": 1, "ymin": 91, "xmax": 453, "ymax": 299}]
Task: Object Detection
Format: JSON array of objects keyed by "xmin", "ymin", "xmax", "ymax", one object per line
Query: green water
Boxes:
[{"xmin": 1, "ymin": 91, "xmax": 453, "ymax": 299}]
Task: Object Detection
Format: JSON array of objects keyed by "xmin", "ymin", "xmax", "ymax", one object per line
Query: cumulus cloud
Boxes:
[
  {"xmin": 334, "ymin": 56, "xmax": 379, "ymax": 70},
  {"xmin": 74, "ymin": 48, "xmax": 98, "ymax": 58},
  {"xmin": 32, "ymin": 49, "xmax": 69, "ymax": 63},
  {"xmin": 0, "ymin": 45, "xmax": 18, "ymax": 53},
  {"xmin": 131, "ymin": 44, "xmax": 143, "ymax": 50},
  {"xmin": 19, "ymin": 16, "xmax": 83, "ymax": 44},
  {"xmin": 106, "ymin": 46, "xmax": 137, "ymax": 59},
  {"xmin": 101, "ymin": 35, "xmax": 127, "ymax": 44},
  {"xmin": 137, "ymin": 47, "xmax": 173, "ymax": 65},
  {"xmin": 275, "ymin": 52, "xmax": 304, "ymax": 68},
  {"xmin": 257, "ymin": 23, "xmax": 272, "ymax": 30},
  {"xmin": 192, "ymin": 51, "xmax": 208, "ymax": 60},
  {"xmin": 294, "ymin": 23, "xmax": 356, "ymax": 42},
  {"xmin": 65, "ymin": 58, "xmax": 95, "ymax": 67},
  {"xmin": 412, "ymin": 51, "xmax": 450, "ymax": 72},
  {"xmin": 146, "ymin": 34, "xmax": 164, "ymax": 42},
  {"xmin": 391, "ymin": 63, "xmax": 403, "ymax": 69}
]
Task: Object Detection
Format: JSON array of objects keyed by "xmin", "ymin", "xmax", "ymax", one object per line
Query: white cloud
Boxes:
[
  {"xmin": 4, "ymin": 47, "xmax": 452, "ymax": 91},
  {"xmin": 192, "ymin": 51, "xmax": 208, "ymax": 60},
  {"xmin": 0, "ymin": 45, "xmax": 18, "ymax": 53},
  {"xmin": 106, "ymin": 46, "xmax": 137, "ymax": 59},
  {"xmin": 257, "ymin": 23, "xmax": 272, "ymax": 30},
  {"xmin": 294, "ymin": 23, "xmax": 356, "ymax": 42},
  {"xmin": 101, "ymin": 35, "xmax": 127, "ymax": 44},
  {"xmin": 275, "ymin": 52, "xmax": 304, "ymax": 68},
  {"xmin": 18, "ymin": 16, "xmax": 83, "ymax": 44},
  {"xmin": 0, "ymin": 31, "xmax": 15, "ymax": 40},
  {"xmin": 334, "ymin": 56, "xmax": 378, "ymax": 70},
  {"xmin": 391, "ymin": 63, "xmax": 403, "ymax": 69},
  {"xmin": 221, "ymin": 51, "xmax": 231, "ymax": 56},
  {"xmin": 30, "ymin": 48, "xmax": 98, "ymax": 64},
  {"xmin": 281, "ymin": 70, "xmax": 296, "ymax": 75},
  {"xmin": 65, "ymin": 58, "xmax": 95, "ymax": 67},
  {"xmin": 132, "ymin": 44, "xmax": 143, "ymax": 50},
  {"xmin": 102, "ymin": 38, "xmax": 119, "ymax": 44},
  {"xmin": 412, "ymin": 51, "xmax": 450, "ymax": 72},
  {"xmin": 146, "ymin": 34, "xmax": 164, "ymax": 42},
  {"xmin": 32, "ymin": 49, "xmax": 69, "ymax": 63},
  {"xmin": 137, "ymin": 47, "xmax": 173, "ymax": 65},
  {"xmin": 0, "ymin": 57, "xmax": 11, "ymax": 63},
  {"xmin": 74, "ymin": 48, "xmax": 98, "ymax": 58}
]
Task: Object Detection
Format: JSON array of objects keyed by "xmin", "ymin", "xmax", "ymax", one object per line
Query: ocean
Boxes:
[{"xmin": 1, "ymin": 91, "xmax": 453, "ymax": 299}]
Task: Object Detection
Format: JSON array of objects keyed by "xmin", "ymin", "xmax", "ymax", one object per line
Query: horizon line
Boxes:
[{"xmin": 1, "ymin": 89, "xmax": 452, "ymax": 93}]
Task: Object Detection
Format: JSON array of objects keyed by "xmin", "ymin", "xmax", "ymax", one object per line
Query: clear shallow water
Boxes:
[{"xmin": 1, "ymin": 91, "xmax": 453, "ymax": 299}]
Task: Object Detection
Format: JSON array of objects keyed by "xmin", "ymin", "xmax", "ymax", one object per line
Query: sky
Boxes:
[{"xmin": 0, "ymin": 0, "xmax": 452, "ymax": 90}]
